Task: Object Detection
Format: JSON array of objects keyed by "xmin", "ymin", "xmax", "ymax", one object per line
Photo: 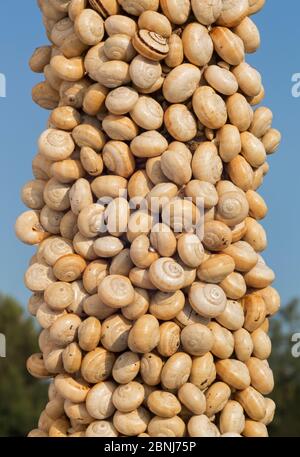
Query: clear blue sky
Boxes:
[{"xmin": 0, "ymin": 1, "xmax": 299, "ymax": 312}]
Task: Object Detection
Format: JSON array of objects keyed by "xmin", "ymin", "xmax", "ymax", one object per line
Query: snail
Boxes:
[
  {"xmin": 112, "ymin": 382, "xmax": 145, "ymax": 413},
  {"xmin": 217, "ymin": 0, "xmax": 249, "ymax": 28},
  {"xmin": 164, "ymin": 104, "xmax": 197, "ymax": 142},
  {"xmin": 85, "ymin": 421, "xmax": 118, "ymax": 437},
  {"xmin": 219, "ymin": 400, "xmax": 245, "ymax": 435},
  {"xmin": 74, "ymin": 9, "xmax": 104, "ymax": 46},
  {"xmin": 81, "ymin": 347, "xmax": 115, "ymax": 384},
  {"xmin": 112, "ymin": 351, "xmax": 140, "ymax": 385},
  {"xmin": 205, "ymin": 382, "xmax": 231, "ymax": 417},
  {"xmin": 105, "ymin": 86, "xmax": 139, "ymax": 115},
  {"xmin": 140, "ymin": 352, "xmax": 163, "ymax": 386},
  {"xmin": 182, "ymin": 23, "xmax": 213, "ymax": 67},
  {"xmin": 105, "ymin": 15, "xmax": 137, "ymax": 37},
  {"xmin": 15, "ymin": 210, "xmax": 50, "ymax": 245},
  {"xmin": 204, "ymin": 65, "xmax": 238, "ymax": 96},
  {"xmin": 103, "ymin": 141, "xmax": 135, "ymax": 177},
  {"xmin": 148, "ymin": 391, "xmax": 181, "ymax": 418},
  {"xmin": 122, "ymin": 287, "xmax": 149, "ymax": 320},
  {"xmin": 98, "ymin": 275, "xmax": 135, "ymax": 309},
  {"xmin": 208, "ymin": 322, "xmax": 235, "ymax": 359},
  {"xmin": 192, "ymin": 87, "xmax": 227, "ymax": 130},
  {"xmin": 165, "ymin": 34, "xmax": 184, "ymax": 68},
  {"xmin": 215, "ymin": 359, "xmax": 251, "ymax": 391},
  {"xmin": 149, "ymin": 290, "xmax": 185, "ymax": 321},
  {"xmin": 128, "ymin": 314, "xmax": 160, "ymax": 353},
  {"xmin": 189, "ymin": 282, "xmax": 227, "ymax": 318},
  {"xmin": 188, "ymin": 415, "xmax": 220, "ymax": 438},
  {"xmin": 148, "ymin": 257, "xmax": 185, "ymax": 293},
  {"xmin": 160, "ymin": 0, "xmax": 190, "ymax": 25},
  {"xmin": 157, "ymin": 321, "xmax": 181, "ymax": 357},
  {"xmin": 161, "ymin": 352, "xmax": 192, "ymax": 391},
  {"xmin": 44, "ymin": 281, "xmax": 74, "ymax": 311},
  {"xmin": 38, "ymin": 128, "xmax": 75, "ymax": 161},
  {"xmin": 94, "ymin": 60, "xmax": 131, "ymax": 89},
  {"xmin": 113, "ymin": 407, "xmax": 150, "ymax": 436},
  {"xmin": 89, "ymin": 0, "xmax": 120, "ymax": 17},
  {"xmin": 161, "ymin": 150, "xmax": 192, "ymax": 186},
  {"xmin": 191, "ymin": 0, "xmax": 222, "ymax": 26},
  {"xmin": 181, "ymin": 323, "xmax": 214, "ymax": 357},
  {"xmin": 62, "ymin": 343, "xmax": 82, "ymax": 374},
  {"xmin": 130, "ymin": 234, "xmax": 159, "ymax": 269},
  {"xmin": 197, "ymin": 254, "xmax": 235, "ymax": 284},
  {"xmin": 130, "ymin": 96, "xmax": 164, "ymax": 131},
  {"xmin": 138, "ymin": 11, "xmax": 172, "ymax": 38},
  {"xmin": 101, "ymin": 314, "xmax": 132, "ymax": 353},
  {"xmin": 178, "ymin": 383, "xmax": 206, "ymax": 415},
  {"xmin": 210, "ymin": 27, "xmax": 245, "ymax": 66},
  {"xmin": 129, "ymin": 55, "xmax": 162, "ymax": 90},
  {"xmin": 192, "ymin": 141, "xmax": 223, "ymax": 184},
  {"xmin": 132, "ymin": 30, "xmax": 169, "ymax": 62},
  {"xmin": 131, "ymin": 131, "xmax": 168, "ymax": 158}
]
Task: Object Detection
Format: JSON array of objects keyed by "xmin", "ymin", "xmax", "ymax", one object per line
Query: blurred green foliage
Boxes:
[
  {"xmin": 269, "ymin": 299, "xmax": 300, "ymax": 437},
  {"xmin": 0, "ymin": 294, "xmax": 299, "ymax": 437},
  {"xmin": 0, "ymin": 295, "xmax": 48, "ymax": 437}
]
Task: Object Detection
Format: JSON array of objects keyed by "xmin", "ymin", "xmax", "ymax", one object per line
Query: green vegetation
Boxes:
[{"xmin": 0, "ymin": 295, "xmax": 48, "ymax": 437}]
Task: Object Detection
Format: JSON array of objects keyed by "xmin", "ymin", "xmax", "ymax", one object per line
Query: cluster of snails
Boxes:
[{"xmin": 16, "ymin": 0, "xmax": 281, "ymax": 438}]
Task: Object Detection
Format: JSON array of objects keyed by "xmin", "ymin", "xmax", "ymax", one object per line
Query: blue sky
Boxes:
[{"xmin": 0, "ymin": 1, "xmax": 299, "ymax": 311}]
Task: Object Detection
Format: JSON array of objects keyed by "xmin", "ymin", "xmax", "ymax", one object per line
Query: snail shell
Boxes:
[
  {"xmin": 226, "ymin": 93, "xmax": 253, "ymax": 132},
  {"xmin": 29, "ymin": 45, "xmax": 52, "ymax": 73},
  {"xmin": 208, "ymin": 322, "xmax": 234, "ymax": 359},
  {"xmin": 216, "ymin": 359, "xmax": 251, "ymax": 390},
  {"xmin": 50, "ymin": 106, "xmax": 81, "ymax": 131},
  {"xmin": 95, "ymin": 60, "xmax": 131, "ymax": 89},
  {"xmin": 220, "ymin": 400, "xmax": 245, "ymax": 435},
  {"xmin": 161, "ymin": 352, "xmax": 192, "ymax": 390},
  {"xmin": 53, "ymin": 254, "xmax": 87, "ymax": 282},
  {"xmin": 36, "ymin": 303, "xmax": 66, "ymax": 331},
  {"xmin": 81, "ymin": 347, "xmax": 115, "ymax": 384},
  {"xmin": 91, "ymin": 175, "xmax": 128, "ymax": 199},
  {"xmin": 103, "ymin": 141, "xmax": 135, "ymax": 177},
  {"xmin": 216, "ymin": 191, "xmax": 249, "ymax": 227},
  {"xmin": 104, "ymin": 33, "xmax": 136, "ymax": 62},
  {"xmin": 150, "ymin": 290, "xmax": 185, "ymax": 321},
  {"xmin": 43, "ymin": 178, "xmax": 71, "ymax": 212},
  {"xmin": 190, "ymin": 352, "xmax": 216, "ymax": 391},
  {"xmin": 140, "ymin": 352, "xmax": 163, "ymax": 386},
  {"xmin": 178, "ymin": 383, "xmax": 206, "ymax": 415},
  {"xmin": 112, "ymin": 381, "xmax": 145, "ymax": 412},
  {"xmin": 54, "ymin": 374, "xmax": 89, "ymax": 403},
  {"xmin": 110, "ymin": 249, "xmax": 134, "ymax": 277},
  {"xmin": 101, "ymin": 314, "xmax": 132, "ymax": 353},
  {"xmin": 42, "ymin": 236, "xmax": 74, "ymax": 266},
  {"xmin": 193, "ymin": 86, "xmax": 227, "ymax": 130},
  {"xmin": 105, "ymin": 15, "xmax": 137, "ymax": 37},
  {"xmin": 181, "ymin": 323, "xmax": 214, "ymax": 357},
  {"xmin": 246, "ymin": 358, "xmax": 274, "ymax": 395},
  {"xmin": 89, "ymin": 0, "xmax": 120, "ymax": 17},
  {"xmin": 132, "ymin": 30, "xmax": 169, "ymax": 62},
  {"xmin": 235, "ymin": 386, "xmax": 266, "ymax": 421},
  {"xmin": 128, "ymin": 314, "xmax": 160, "ymax": 353},
  {"xmin": 164, "ymin": 104, "xmax": 197, "ymax": 142},
  {"xmin": 182, "ymin": 23, "xmax": 213, "ymax": 67},
  {"xmin": 148, "ymin": 416, "xmax": 186, "ymax": 438},
  {"xmin": 25, "ymin": 261, "xmax": 56, "ymax": 292},
  {"xmin": 105, "ymin": 86, "xmax": 139, "ymax": 115},
  {"xmin": 177, "ymin": 233, "xmax": 204, "ymax": 268},
  {"xmin": 130, "ymin": 96, "xmax": 164, "ymax": 131},
  {"xmin": 160, "ymin": 0, "xmax": 190, "ymax": 25},
  {"xmin": 32, "ymin": 81, "xmax": 59, "ymax": 110},
  {"xmin": 262, "ymin": 128, "xmax": 281, "ymax": 154},
  {"xmin": 94, "ymin": 236, "xmax": 124, "ymax": 258},
  {"xmin": 49, "ymin": 313, "xmax": 82, "ymax": 346},
  {"xmin": 80, "ymin": 147, "xmax": 104, "ymax": 177},
  {"xmin": 78, "ymin": 316, "xmax": 101, "ymax": 352},
  {"xmin": 192, "ymin": 141, "xmax": 223, "ymax": 184},
  {"xmin": 157, "ymin": 321, "xmax": 181, "ymax": 357},
  {"xmin": 112, "ymin": 351, "xmax": 140, "ymax": 384},
  {"xmin": 217, "ymin": 0, "xmax": 249, "ymax": 28},
  {"xmin": 86, "ymin": 421, "xmax": 118, "ymax": 437},
  {"xmin": 204, "ymin": 65, "xmax": 238, "ymax": 96},
  {"xmin": 210, "ymin": 27, "xmax": 245, "ymax": 66},
  {"xmin": 205, "ymin": 381, "xmax": 231, "ymax": 417},
  {"xmin": 161, "ymin": 150, "xmax": 192, "ymax": 186},
  {"xmin": 98, "ymin": 275, "xmax": 135, "ymax": 308},
  {"xmin": 74, "ymin": 9, "xmax": 104, "ymax": 46},
  {"xmin": 83, "ymin": 83, "xmax": 108, "ymax": 116},
  {"xmin": 191, "ymin": 0, "xmax": 222, "ymax": 25},
  {"xmin": 138, "ymin": 11, "xmax": 172, "ymax": 37},
  {"xmin": 149, "ymin": 257, "xmax": 185, "ymax": 293},
  {"xmin": 129, "ymin": 55, "xmax": 162, "ymax": 90},
  {"xmin": 197, "ymin": 254, "xmax": 235, "ymax": 284},
  {"xmin": 227, "ymin": 155, "xmax": 254, "ymax": 192},
  {"xmin": 27, "ymin": 353, "xmax": 50, "ymax": 379},
  {"xmin": 251, "ymin": 328, "xmax": 272, "ymax": 360},
  {"xmin": 189, "ymin": 282, "xmax": 227, "ymax": 318},
  {"xmin": 131, "ymin": 131, "xmax": 168, "ymax": 158},
  {"xmin": 233, "ymin": 16, "xmax": 261, "ymax": 54},
  {"xmin": 165, "ymin": 33, "xmax": 184, "ymax": 68},
  {"xmin": 77, "ymin": 204, "xmax": 105, "ymax": 238},
  {"xmin": 188, "ymin": 415, "xmax": 220, "ymax": 438},
  {"xmin": 202, "ymin": 221, "xmax": 232, "ymax": 252},
  {"xmin": 38, "ymin": 129, "xmax": 75, "ymax": 161},
  {"xmin": 62, "ymin": 342, "xmax": 82, "ymax": 374},
  {"xmin": 113, "ymin": 407, "xmax": 150, "ymax": 437},
  {"xmin": 15, "ymin": 210, "xmax": 50, "ymax": 245},
  {"xmin": 148, "ymin": 391, "xmax": 181, "ymax": 418},
  {"xmin": 44, "ymin": 281, "xmax": 74, "ymax": 311}
]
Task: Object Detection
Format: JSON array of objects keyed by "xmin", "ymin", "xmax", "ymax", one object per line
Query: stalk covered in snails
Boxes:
[{"xmin": 17, "ymin": 0, "xmax": 280, "ymax": 438}]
